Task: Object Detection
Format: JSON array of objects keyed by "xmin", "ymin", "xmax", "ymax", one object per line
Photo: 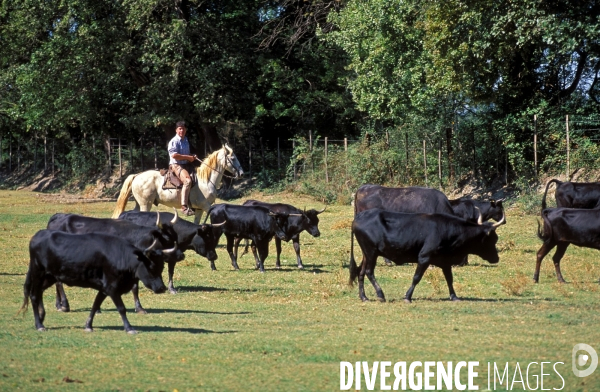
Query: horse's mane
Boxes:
[{"xmin": 196, "ymin": 148, "xmax": 222, "ymax": 182}]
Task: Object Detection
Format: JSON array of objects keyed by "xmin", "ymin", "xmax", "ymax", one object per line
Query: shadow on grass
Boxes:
[
  {"xmin": 71, "ymin": 308, "xmax": 251, "ymax": 315},
  {"xmin": 176, "ymin": 286, "xmax": 229, "ymax": 293},
  {"xmin": 0, "ymin": 272, "xmax": 25, "ymax": 276},
  {"xmin": 393, "ymin": 297, "xmax": 556, "ymax": 303},
  {"xmin": 65, "ymin": 325, "xmax": 238, "ymax": 334}
]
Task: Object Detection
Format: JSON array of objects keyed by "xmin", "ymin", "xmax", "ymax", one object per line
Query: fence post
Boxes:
[
  {"xmin": 154, "ymin": 141, "xmax": 157, "ymax": 169},
  {"xmin": 423, "ymin": 140, "xmax": 427, "ymax": 186},
  {"xmin": 292, "ymin": 140, "xmax": 297, "ymax": 181},
  {"xmin": 324, "ymin": 137, "xmax": 328, "ymax": 183},
  {"xmin": 534, "ymin": 114, "xmax": 538, "ymax": 178},
  {"xmin": 118, "ymin": 137, "xmax": 122, "ymax": 177},
  {"xmin": 129, "ymin": 141, "xmax": 133, "ymax": 172},
  {"xmin": 438, "ymin": 139, "xmax": 442, "ymax": 186},
  {"xmin": 566, "ymin": 114, "xmax": 570, "ymax": 181},
  {"xmin": 140, "ymin": 137, "xmax": 144, "ymax": 171}
]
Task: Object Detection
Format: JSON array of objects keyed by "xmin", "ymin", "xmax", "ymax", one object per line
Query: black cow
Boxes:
[
  {"xmin": 47, "ymin": 212, "xmax": 181, "ymax": 313},
  {"xmin": 542, "ymin": 179, "xmax": 600, "ymax": 210},
  {"xmin": 535, "ymin": 207, "xmax": 600, "ymax": 283},
  {"xmin": 236, "ymin": 200, "xmax": 325, "ymax": 269},
  {"xmin": 207, "ymin": 204, "xmax": 294, "ymax": 272},
  {"xmin": 449, "ymin": 198, "xmax": 505, "ymax": 223},
  {"xmin": 20, "ymin": 230, "xmax": 167, "ymax": 333},
  {"xmin": 350, "ymin": 209, "xmax": 504, "ymax": 302},
  {"xmin": 352, "ymin": 185, "xmax": 456, "ymax": 266},
  {"xmin": 119, "ymin": 211, "xmax": 223, "ymax": 288}
]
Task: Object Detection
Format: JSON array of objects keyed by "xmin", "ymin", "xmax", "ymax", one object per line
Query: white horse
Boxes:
[{"xmin": 112, "ymin": 144, "xmax": 244, "ymax": 224}]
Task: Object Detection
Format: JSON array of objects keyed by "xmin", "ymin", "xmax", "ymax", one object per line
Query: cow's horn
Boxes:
[
  {"xmin": 492, "ymin": 211, "xmax": 505, "ymax": 228},
  {"xmin": 170, "ymin": 208, "xmax": 179, "ymax": 224},
  {"xmin": 316, "ymin": 206, "xmax": 327, "ymax": 214},
  {"xmin": 162, "ymin": 242, "xmax": 178, "ymax": 255},
  {"xmin": 156, "ymin": 211, "xmax": 163, "ymax": 229},
  {"xmin": 475, "ymin": 206, "xmax": 483, "ymax": 225},
  {"xmin": 289, "ymin": 213, "xmax": 303, "ymax": 216},
  {"xmin": 212, "ymin": 220, "xmax": 226, "ymax": 227},
  {"xmin": 144, "ymin": 238, "xmax": 159, "ymax": 256}
]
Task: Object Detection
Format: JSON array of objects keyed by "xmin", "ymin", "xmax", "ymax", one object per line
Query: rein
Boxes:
[{"xmin": 195, "ymin": 155, "xmax": 239, "ymax": 179}]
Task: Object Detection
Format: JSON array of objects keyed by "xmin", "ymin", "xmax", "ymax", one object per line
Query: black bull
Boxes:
[
  {"xmin": 237, "ymin": 200, "xmax": 325, "ymax": 269},
  {"xmin": 46, "ymin": 212, "xmax": 181, "ymax": 313},
  {"xmin": 542, "ymin": 179, "xmax": 600, "ymax": 210},
  {"xmin": 207, "ymin": 204, "xmax": 296, "ymax": 272},
  {"xmin": 535, "ymin": 207, "xmax": 600, "ymax": 283},
  {"xmin": 350, "ymin": 209, "xmax": 503, "ymax": 302},
  {"xmin": 20, "ymin": 230, "xmax": 167, "ymax": 333},
  {"xmin": 118, "ymin": 210, "xmax": 223, "ymax": 287}
]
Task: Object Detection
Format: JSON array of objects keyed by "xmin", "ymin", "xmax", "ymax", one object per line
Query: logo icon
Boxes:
[{"xmin": 572, "ymin": 343, "xmax": 598, "ymax": 377}]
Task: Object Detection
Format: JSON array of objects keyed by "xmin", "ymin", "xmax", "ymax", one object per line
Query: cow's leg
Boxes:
[
  {"xmin": 552, "ymin": 243, "xmax": 569, "ymax": 283},
  {"xmin": 441, "ymin": 265, "xmax": 459, "ymax": 301},
  {"xmin": 404, "ymin": 263, "xmax": 429, "ymax": 303},
  {"xmin": 256, "ymin": 242, "xmax": 269, "ymax": 273},
  {"xmin": 274, "ymin": 237, "xmax": 282, "ymax": 269},
  {"xmin": 131, "ymin": 282, "xmax": 146, "ymax": 314},
  {"xmin": 250, "ymin": 242, "xmax": 261, "ymax": 270},
  {"xmin": 84, "ymin": 292, "xmax": 107, "ymax": 332},
  {"xmin": 534, "ymin": 240, "xmax": 556, "ymax": 283},
  {"xmin": 226, "ymin": 235, "xmax": 239, "ymax": 270},
  {"xmin": 30, "ymin": 281, "xmax": 45, "ymax": 331},
  {"xmin": 357, "ymin": 255, "xmax": 369, "ymax": 302},
  {"xmin": 110, "ymin": 295, "xmax": 137, "ymax": 334},
  {"xmin": 233, "ymin": 236, "xmax": 242, "ymax": 267},
  {"xmin": 292, "ymin": 234, "xmax": 304, "ymax": 269},
  {"xmin": 38, "ymin": 276, "xmax": 56, "ymax": 323},
  {"xmin": 167, "ymin": 261, "xmax": 177, "ymax": 294},
  {"xmin": 365, "ymin": 262, "xmax": 385, "ymax": 302},
  {"xmin": 54, "ymin": 282, "xmax": 70, "ymax": 312}
]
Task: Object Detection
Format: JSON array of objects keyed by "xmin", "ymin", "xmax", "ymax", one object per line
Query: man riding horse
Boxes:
[{"xmin": 168, "ymin": 120, "xmax": 197, "ymax": 216}]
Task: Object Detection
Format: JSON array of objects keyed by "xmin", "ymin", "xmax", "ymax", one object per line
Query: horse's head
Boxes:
[{"xmin": 221, "ymin": 144, "xmax": 244, "ymax": 179}]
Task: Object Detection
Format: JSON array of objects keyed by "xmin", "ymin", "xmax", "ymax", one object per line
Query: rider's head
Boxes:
[{"xmin": 175, "ymin": 121, "xmax": 186, "ymax": 138}]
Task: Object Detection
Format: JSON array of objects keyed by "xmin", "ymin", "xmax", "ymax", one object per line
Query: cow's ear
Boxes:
[{"xmin": 496, "ymin": 200, "xmax": 503, "ymax": 208}]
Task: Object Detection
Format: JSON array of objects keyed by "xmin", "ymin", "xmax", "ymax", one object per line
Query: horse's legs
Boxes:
[{"xmin": 193, "ymin": 210, "xmax": 204, "ymax": 225}]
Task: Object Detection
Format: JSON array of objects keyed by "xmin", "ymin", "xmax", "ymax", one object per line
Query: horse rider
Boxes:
[{"xmin": 168, "ymin": 120, "xmax": 197, "ymax": 216}]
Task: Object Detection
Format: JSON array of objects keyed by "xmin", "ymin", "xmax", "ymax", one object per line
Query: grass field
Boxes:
[{"xmin": 0, "ymin": 189, "xmax": 599, "ymax": 391}]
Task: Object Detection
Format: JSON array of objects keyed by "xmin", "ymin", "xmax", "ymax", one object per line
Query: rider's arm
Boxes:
[{"xmin": 171, "ymin": 152, "xmax": 196, "ymax": 162}]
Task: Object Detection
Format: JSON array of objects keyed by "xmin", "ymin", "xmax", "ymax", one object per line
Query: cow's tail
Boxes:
[
  {"xmin": 349, "ymin": 191, "xmax": 359, "ymax": 286},
  {"xmin": 536, "ymin": 210, "xmax": 552, "ymax": 242},
  {"xmin": 203, "ymin": 205, "xmax": 216, "ymax": 225},
  {"xmin": 111, "ymin": 174, "xmax": 137, "ymax": 218},
  {"xmin": 241, "ymin": 239, "xmax": 250, "ymax": 257},
  {"xmin": 17, "ymin": 267, "xmax": 32, "ymax": 316},
  {"xmin": 541, "ymin": 179, "xmax": 561, "ymax": 210}
]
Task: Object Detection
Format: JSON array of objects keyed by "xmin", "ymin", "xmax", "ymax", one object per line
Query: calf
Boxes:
[
  {"xmin": 449, "ymin": 198, "xmax": 505, "ymax": 223},
  {"xmin": 119, "ymin": 210, "xmax": 223, "ymax": 285},
  {"xmin": 207, "ymin": 204, "xmax": 293, "ymax": 272},
  {"xmin": 542, "ymin": 179, "xmax": 600, "ymax": 209},
  {"xmin": 350, "ymin": 209, "xmax": 503, "ymax": 302},
  {"xmin": 20, "ymin": 230, "xmax": 167, "ymax": 333},
  {"xmin": 47, "ymin": 212, "xmax": 181, "ymax": 313},
  {"xmin": 237, "ymin": 200, "xmax": 325, "ymax": 269},
  {"xmin": 535, "ymin": 207, "xmax": 600, "ymax": 283}
]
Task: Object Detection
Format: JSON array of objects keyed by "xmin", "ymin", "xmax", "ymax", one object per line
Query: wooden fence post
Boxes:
[
  {"xmin": 566, "ymin": 115, "xmax": 570, "ymax": 181},
  {"xmin": 344, "ymin": 138, "xmax": 348, "ymax": 152},
  {"xmin": 118, "ymin": 137, "xmax": 122, "ymax": 177},
  {"xmin": 324, "ymin": 137, "xmax": 328, "ymax": 183},
  {"xmin": 534, "ymin": 114, "xmax": 538, "ymax": 178},
  {"xmin": 423, "ymin": 140, "xmax": 427, "ymax": 186}
]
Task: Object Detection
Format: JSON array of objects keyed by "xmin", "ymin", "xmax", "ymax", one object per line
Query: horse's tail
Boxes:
[
  {"xmin": 111, "ymin": 174, "xmax": 137, "ymax": 218},
  {"xmin": 541, "ymin": 179, "xmax": 562, "ymax": 210}
]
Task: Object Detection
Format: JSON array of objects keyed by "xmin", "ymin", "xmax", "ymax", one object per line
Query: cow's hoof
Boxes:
[
  {"xmin": 403, "ymin": 298, "xmax": 412, "ymax": 304},
  {"xmin": 57, "ymin": 306, "xmax": 69, "ymax": 312},
  {"xmin": 298, "ymin": 265, "xmax": 304, "ymax": 270},
  {"xmin": 126, "ymin": 329, "xmax": 138, "ymax": 335},
  {"xmin": 135, "ymin": 308, "xmax": 148, "ymax": 314},
  {"xmin": 360, "ymin": 297, "xmax": 369, "ymax": 302},
  {"xmin": 450, "ymin": 297, "xmax": 461, "ymax": 302},
  {"xmin": 84, "ymin": 327, "xmax": 93, "ymax": 333},
  {"xmin": 37, "ymin": 327, "xmax": 46, "ymax": 332},
  {"xmin": 377, "ymin": 297, "xmax": 386, "ymax": 303}
]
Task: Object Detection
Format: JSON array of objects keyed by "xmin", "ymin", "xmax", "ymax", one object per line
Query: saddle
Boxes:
[{"xmin": 160, "ymin": 168, "xmax": 196, "ymax": 190}]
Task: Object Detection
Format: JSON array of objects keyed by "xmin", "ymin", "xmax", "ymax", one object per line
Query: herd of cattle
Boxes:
[{"xmin": 18, "ymin": 179, "xmax": 600, "ymax": 333}]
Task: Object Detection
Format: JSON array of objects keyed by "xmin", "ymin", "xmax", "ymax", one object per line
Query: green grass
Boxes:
[{"xmin": 0, "ymin": 190, "xmax": 599, "ymax": 391}]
